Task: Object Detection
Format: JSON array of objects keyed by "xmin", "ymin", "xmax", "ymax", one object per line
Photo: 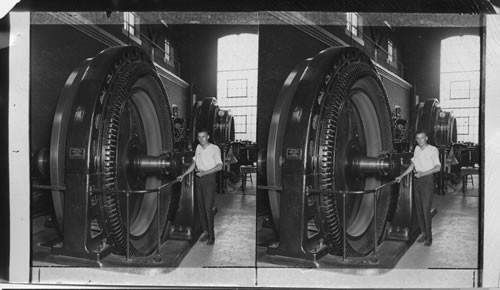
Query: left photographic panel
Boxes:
[{"xmin": 27, "ymin": 11, "xmax": 257, "ymax": 286}]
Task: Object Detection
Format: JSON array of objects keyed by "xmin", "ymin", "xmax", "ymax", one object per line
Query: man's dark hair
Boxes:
[
  {"xmin": 197, "ymin": 128, "xmax": 210, "ymax": 135},
  {"xmin": 416, "ymin": 129, "xmax": 428, "ymax": 136}
]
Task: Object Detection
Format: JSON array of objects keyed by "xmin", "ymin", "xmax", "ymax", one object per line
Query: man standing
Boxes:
[
  {"xmin": 177, "ymin": 129, "xmax": 222, "ymax": 245},
  {"xmin": 396, "ymin": 130, "xmax": 441, "ymax": 246}
]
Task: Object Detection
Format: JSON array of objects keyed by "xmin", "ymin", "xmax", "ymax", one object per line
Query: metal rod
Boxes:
[
  {"xmin": 373, "ymin": 189, "xmax": 378, "ymax": 257},
  {"xmin": 91, "ymin": 179, "xmax": 179, "ymax": 195},
  {"xmin": 156, "ymin": 188, "xmax": 161, "ymax": 260},
  {"xmin": 309, "ymin": 189, "xmax": 375, "ymax": 195},
  {"xmin": 256, "ymin": 185, "xmax": 283, "ymax": 191},
  {"xmin": 308, "ymin": 179, "xmax": 397, "ymax": 196},
  {"xmin": 342, "ymin": 192, "xmax": 346, "ymax": 261},
  {"xmin": 259, "ymin": 179, "xmax": 397, "ymax": 196},
  {"xmin": 374, "ymin": 179, "xmax": 398, "ymax": 192},
  {"xmin": 31, "ymin": 184, "xmax": 67, "ymax": 191},
  {"xmin": 126, "ymin": 190, "xmax": 130, "ymax": 262}
]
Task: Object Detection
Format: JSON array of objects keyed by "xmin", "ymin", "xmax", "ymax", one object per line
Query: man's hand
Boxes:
[
  {"xmin": 395, "ymin": 176, "xmax": 403, "ymax": 183},
  {"xmin": 414, "ymin": 171, "xmax": 423, "ymax": 179},
  {"xmin": 176, "ymin": 175, "xmax": 184, "ymax": 182},
  {"xmin": 196, "ymin": 171, "xmax": 205, "ymax": 177}
]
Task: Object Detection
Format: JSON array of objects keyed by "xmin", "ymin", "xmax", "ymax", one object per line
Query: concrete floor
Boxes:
[
  {"xmin": 396, "ymin": 174, "xmax": 479, "ymax": 269},
  {"xmin": 30, "ymin": 175, "xmax": 257, "ymax": 285},
  {"xmin": 179, "ymin": 176, "xmax": 256, "ymax": 267},
  {"xmin": 257, "ymin": 174, "xmax": 479, "ymax": 270},
  {"xmin": 255, "ymin": 175, "xmax": 480, "ymax": 287}
]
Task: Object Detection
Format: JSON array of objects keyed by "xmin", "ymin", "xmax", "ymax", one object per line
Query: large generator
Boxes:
[{"xmin": 31, "ymin": 46, "xmax": 234, "ymax": 264}]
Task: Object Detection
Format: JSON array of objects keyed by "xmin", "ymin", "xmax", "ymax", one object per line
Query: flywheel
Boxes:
[
  {"xmin": 411, "ymin": 99, "xmax": 457, "ymax": 147},
  {"xmin": 51, "ymin": 46, "xmax": 175, "ymax": 256},
  {"xmin": 267, "ymin": 47, "xmax": 394, "ymax": 257},
  {"xmin": 192, "ymin": 97, "xmax": 235, "ymax": 146}
]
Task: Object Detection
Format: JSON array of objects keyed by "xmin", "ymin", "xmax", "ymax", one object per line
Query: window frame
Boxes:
[
  {"xmin": 122, "ymin": 12, "xmax": 142, "ymax": 45},
  {"xmin": 387, "ymin": 39, "xmax": 393, "ymax": 64},
  {"xmin": 233, "ymin": 115, "xmax": 248, "ymax": 134},
  {"xmin": 345, "ymin": 12, "xmax": 365, "ymax": 46},
  {"xmin": 164, "ymin": 38, "xmax": 171, "ymax": 63},
  {"xmin": 449, "ymin": 80, "xmax": 472, "ymax": 100},
  {"xmin": 455, "ymin": 116, "xmax": 470, "ymax": 135},
  {"xmin": 226, "ymin": 79, "xmax": 249, "ymax": 98}
]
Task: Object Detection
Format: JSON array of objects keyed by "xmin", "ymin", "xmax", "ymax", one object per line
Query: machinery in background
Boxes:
[
  {"xmin": 259, "ymin": 46, "xmax": 457, "ymax": 266},
  {"xmin": 191, "ymin": 97, "xmax": 235, "ymax": 193},
  {"xmin": 30, "ymin": 46, "xmax": 234, "ymax": 263},
  {"xmin": 227, "ymin": 141, "xmax": 257, "ymax": 189},
  {"xmin": 172, "ymin": 104, "xmax": 187, "ymax": 151},
  {"xmin": 392, "ymin": 105, "xmax": 409, "ymax": 153},
  {"xmin": 190, "ymin": 97, "xmax": 258, "ymax": 193},
  {"xmin": 446, "ymin": 142, "xmax": 480, "ymax": 186},
  {"xmin": 410, "ymin": 98, "xmax": 458, "ymax": 194}
]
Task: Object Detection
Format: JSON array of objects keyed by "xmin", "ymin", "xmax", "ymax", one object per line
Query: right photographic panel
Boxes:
[{"xmin": 256, "ymin": 12, "xmax": 482, "ymax": 287}]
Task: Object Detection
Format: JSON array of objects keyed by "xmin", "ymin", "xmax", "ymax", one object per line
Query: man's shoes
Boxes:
[
  {"xmin": 207, "ymin": 236, "xmax": 215, "ymax": 245},
  {"xmin": 200, "ymin": 232, "xmax": 209, "ymax": 242},
  {"xmin": 424, "ymin": 238, "xmax": 433, "ymax": 247},
  {"xmin": 417, "ymin": 235, "xmax": 427, "ymax": 243}
]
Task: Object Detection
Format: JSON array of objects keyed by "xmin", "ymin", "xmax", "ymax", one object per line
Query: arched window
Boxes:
[
  {"xmin": 217, "ymin": 33, "xmax": 258, "ymax": 142},
  {"xmin": 440, "ymin": 35, "xmax": 480, "ymax": 143}
]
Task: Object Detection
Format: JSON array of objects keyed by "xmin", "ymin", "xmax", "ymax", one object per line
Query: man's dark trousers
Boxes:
[
  {"xmin": 414, "ymin": 174, "xmax": 434, "ymax": 240},
  {"xmin": 195, "ymin": 173, "xmax": 216, "ymax": 238}
]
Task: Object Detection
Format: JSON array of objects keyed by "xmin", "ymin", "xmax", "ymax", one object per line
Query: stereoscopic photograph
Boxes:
[
  {"xmin": 1, "ymin": 1, "xmax": 500, "ymax": 288},
  {"xmin": 22, "ymin": 11, "xmax": 257, "ymax": 286},
  {"xmin": 254, "ymin": 12, "xmax": 483, "ymax": 287}
]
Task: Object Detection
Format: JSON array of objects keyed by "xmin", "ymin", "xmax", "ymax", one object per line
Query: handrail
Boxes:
[
  {"xmin": 32, "ymin": 184, "xmax": 67, "ymax": 191},
  {"xmin": 30, "ymin": 178, "xmax": 180, "ymax": 194},
  {"xmin": 258, "ymin": 179, "xmax": 398, "ymax": 195},
  {"xmin": 91, "ymin": 178, "xmax": 180, "ymax": 262},
  {"xmin": 257, "ymin": 185, "xmax": 283, "ymax": 191},
  {"xmin": 31, "ymin": 177, "xmax": 182, "ymax": 262},
  {"xmin": 90, "ymin": 179, "xmax": 179, "ymax": 195},
  {"xmin": 306, "ymin": 179, "xmax": 398, "ymax": 196},
  {"xmin": 261, "ymin": 177, "xmax": 402, "ymax": 262}
]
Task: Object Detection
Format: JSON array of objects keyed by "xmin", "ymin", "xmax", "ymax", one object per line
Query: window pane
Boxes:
[
  {"xmin": 450, "ymin": 80, "xmax": 471, "ymax": 99},
  {"xmin": 439, "ymin": 35, "xmax": 480, "ymax": 143},
  {"xmin": 234, "ymin": 115, "xmax": 248, "ymax": 133},
  {"xmin": 217, "ymin": 33, "xmax": 258, "ymax": 142},
  {"xmin": 123, "ymin": 12, "xmax": 128, "ymax": 30},
  {"xmin": 227, "ymin": 79, "xmax": 248, "ymax": 98}
]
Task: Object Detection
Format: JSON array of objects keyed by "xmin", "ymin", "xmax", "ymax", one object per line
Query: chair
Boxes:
[
  {"xmin": 461, "ymin": 166, "xmax": 479, "ymax": 194},
  {"xmin": 240, "ymin": 165, "xmax": 256, "ymax": 193}
]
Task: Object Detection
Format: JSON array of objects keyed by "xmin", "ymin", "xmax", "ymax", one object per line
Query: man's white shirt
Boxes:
[
  {"xmin": 194, "ymin": 143, "xmax": 222, "ymax": 171},
  {"xmin": 411, "ymin": 144, "xmax": 441, "ymax": 172}
]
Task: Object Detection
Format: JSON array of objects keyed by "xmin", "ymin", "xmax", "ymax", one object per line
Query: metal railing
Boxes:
[
  {"xmin": 259, "ymin": 178, "xmax": 398, "ymax": 262},
  {"xmin": 306, "ymin": 179, "xmax": 398, "ymax": 261},
  {"xmin": 33, "ymin": 179, "xmax": 180, "ymax": 262},
  {"xmin": 90, "ymin": 179, "xmax": 180, "ymax": 262}
]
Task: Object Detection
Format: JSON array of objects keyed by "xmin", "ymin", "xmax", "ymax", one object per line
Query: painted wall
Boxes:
[
  {"xmin": 171, "ymin": 24, "xmax": 258, "ymax": 102},
  {"xmin": 30, "ymin": 25, "xmax": 108, "ymax": 153},
  {"xmin": 395, "ymin": 26, "xmax": 480, "ymax": 103}
]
